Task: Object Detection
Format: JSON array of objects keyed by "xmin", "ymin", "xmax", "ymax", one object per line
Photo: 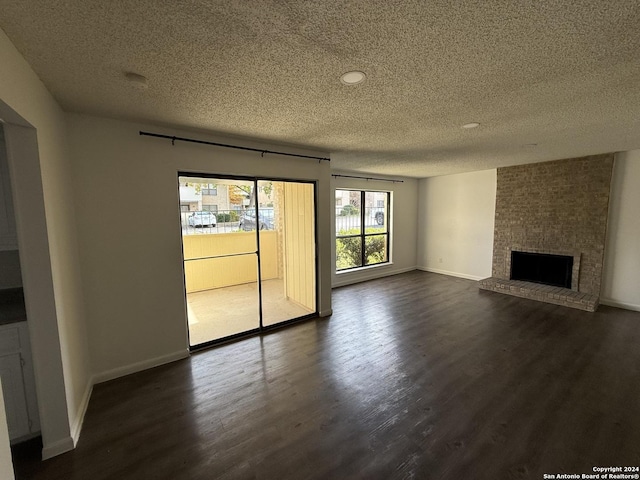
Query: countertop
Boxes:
[{"xmin": 0, "ymin": 288, "xmax": 27, "ymax": 326}]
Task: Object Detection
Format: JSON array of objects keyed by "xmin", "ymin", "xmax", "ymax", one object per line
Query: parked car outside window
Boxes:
[
  {"xmin": 188, "ymin": 211, "xmax": 217, "ymax": 227},
  {"xmin": 370, "ymin": 207, "xmax": 385, "ymax": 225},
  {"xmin": 239, "ymin": 209, "xmax": 274, "ymax": 231}
]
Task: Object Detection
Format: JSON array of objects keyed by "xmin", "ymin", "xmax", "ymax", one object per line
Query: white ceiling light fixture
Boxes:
[
  {"xmin": 340, "ymin": 71, "xmax": 366, "ymax": 85},
  {"xmin": 124, "ymin": 71, "xmax": 148, "ymax": 89},
  {"xmin": 461, "ymin": 122, "xmax": 480, "ymax": 129}
]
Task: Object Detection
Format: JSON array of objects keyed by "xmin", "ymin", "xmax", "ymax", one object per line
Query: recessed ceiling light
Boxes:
[
  {"xmin": 340, "ymin": 71, "xmax": 366, "ymax": 85},
  {"xmin": 461, "ymin": 122, "xmax": 480, "ymax": 129},
  {"xmin": 124, "ymin": 71, "xmax": 148, "ymax": 89}
]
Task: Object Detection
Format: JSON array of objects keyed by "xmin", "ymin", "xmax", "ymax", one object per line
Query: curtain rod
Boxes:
[
  {"xmin": 332, "ymin": 174, "xmax": 404, "ymax": 183},
  {"xmin": 139, "ymin": 131, "xmax": 331, "ymax": 162}
]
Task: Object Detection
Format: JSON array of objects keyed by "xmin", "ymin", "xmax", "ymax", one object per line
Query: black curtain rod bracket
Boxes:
[
  {"xmin": 139, "ymin": 131, "xmax": 330, "ymax": 162},
  {"xmin": 332, "ymin": 174, "xmax": 404, "ymax": 183}
]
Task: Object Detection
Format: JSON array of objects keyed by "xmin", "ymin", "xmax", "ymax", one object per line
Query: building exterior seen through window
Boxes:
[
  {"xmin": 178, "ymin": 180, "xmax": 276, "ymax": 234},
  {"xmin": 335, "ymin": 189, "xmax": 390, "ymax": 271}
]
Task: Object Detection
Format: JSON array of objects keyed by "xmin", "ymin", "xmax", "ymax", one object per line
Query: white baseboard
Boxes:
[
  {"xmin": 332, "ymin": 266, "xmax": 417, "ymax": 288},
  {"xmin": 93, "ymin": 349, "xmax": 190, "ymax": 385},
  {"xmin": 416, "ymin": 266, "xmax": 485, "ymax": 281},
  {"xmin": 70, "ymin": 380, "xmax": 93, "ymax": 447},
  {"xmin": 600, "ymin": 298, "xmax": 640, "ymax": 312},
  {"xmin": 44, "ymin": 350, "xmax": 189, "ymax": 459},
  {"xmin": 42, "ymin": 436, "xmax": 74, "ymax": 460}
]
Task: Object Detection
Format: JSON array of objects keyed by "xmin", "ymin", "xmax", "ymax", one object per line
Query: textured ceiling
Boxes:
[{"xmin": 1, "ymin": 1, "xmax": 639, "ymax": 177}]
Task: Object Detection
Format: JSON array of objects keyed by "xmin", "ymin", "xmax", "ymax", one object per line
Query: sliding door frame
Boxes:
[{"xmin": 178, "ymin": 172, "xmax": 319, "ymax": 350}]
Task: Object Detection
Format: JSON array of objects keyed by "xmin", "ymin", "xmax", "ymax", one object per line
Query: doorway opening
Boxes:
[{"xmin": 178, "ymin": 175, "xmax": 317, "ymax": 348}]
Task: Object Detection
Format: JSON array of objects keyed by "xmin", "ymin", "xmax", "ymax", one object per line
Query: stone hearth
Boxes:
[{"xmin": 479, "ymin": 277, "xmax": 598, "ymax": 312}]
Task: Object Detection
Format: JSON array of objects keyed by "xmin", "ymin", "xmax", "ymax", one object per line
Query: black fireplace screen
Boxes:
[{"xmin": 510, "ymin": 251, "xmax": 573, "ymax": 289}]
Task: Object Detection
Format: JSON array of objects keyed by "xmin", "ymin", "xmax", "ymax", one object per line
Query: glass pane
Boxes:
[
  {"xmin": 184, "ymin": 254, "xmax": 259, "ymax": 344},
  {"xmin": 235, "ymin": 177, "xmax": 275, "ymax": 234},
  {"xmin": 260, "ymin": 181, "xmax": 316, "ymax": 326},
  {"xmin": 179, "ymin": 176, "xmax": 259, "ymax": 346},
  {"xmin": 364, "ymin": 234, "xmax": 388, "ymax": 265},
  {"xmin": 364, "ymin": 191, "xmax": 387, "ymax": 232},
  {"xmin": 179, "ymin": 178, "xmax": 254, "ymax": 237},
  {"xmin": 336, "ymin": 236, "xmax": 363, "ymax": 270},
  {"xmin": 335, "ymin": 189, "xmax": 361, "ymax": 235}
]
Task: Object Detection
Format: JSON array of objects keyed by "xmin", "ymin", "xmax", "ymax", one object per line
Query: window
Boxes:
[
  {"xmin": 335, "ymin": 189, "xmax": 390, "ymax": 271},
  {"xmin": 202, "ymin": 205, "xmax": 218, "ymax": 213},
  {"xmin": 202, "ymin": 184, "xmax": 218, "ymax": 196}
]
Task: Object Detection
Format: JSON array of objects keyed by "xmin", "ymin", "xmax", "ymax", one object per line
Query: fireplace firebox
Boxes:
[{"xmin": 510, "ymin": 251, "xmax": 573, "ymax": 289}]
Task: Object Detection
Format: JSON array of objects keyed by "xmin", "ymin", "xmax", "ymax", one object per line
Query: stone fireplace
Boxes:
[{"xmin": 479, "ymin": 154, "xmax": 614, "ymax": 311}]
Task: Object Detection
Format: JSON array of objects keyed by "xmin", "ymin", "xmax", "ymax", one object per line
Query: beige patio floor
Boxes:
[{"xmin": 186, "ymin": 278, "xmax": 314, "ymax": 346}]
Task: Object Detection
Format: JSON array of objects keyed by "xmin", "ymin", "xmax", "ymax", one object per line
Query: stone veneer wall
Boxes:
[{"xmin": 492, "ymin": 154, "xmax": 614, "ymax": 296}]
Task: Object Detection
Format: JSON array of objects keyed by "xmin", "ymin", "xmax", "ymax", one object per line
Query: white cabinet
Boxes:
[
  {"xmin": 0, "ymin": 322, "xmax": 39, "ymax": 443},
  {"xmin": 0, "ymin": 354, "xmax": 29, "ymax": 439},
  {"xmin": 0, "ymin": 127, "xmax": 18, "ymax": 251}
]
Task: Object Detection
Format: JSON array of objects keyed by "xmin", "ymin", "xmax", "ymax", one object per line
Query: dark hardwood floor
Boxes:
[{"xmin": 13, "ymin": 271, "xmax": 640, "ymax": 479}]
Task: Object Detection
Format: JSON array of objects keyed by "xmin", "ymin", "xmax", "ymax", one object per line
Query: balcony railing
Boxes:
[
  {"xmin": 181, "ymin": 208, "xmax": 276, "ymax": 235},
  {"xmin": 335, "ymin": 206, "xmax": 386, "ymax": 234},
  {"xmin": 180, "ymin": 209, "xmax": 242, "ymax": 235}
]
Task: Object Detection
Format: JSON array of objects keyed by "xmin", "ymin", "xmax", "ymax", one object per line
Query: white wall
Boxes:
[
  {"xmin": 331, "ymin": 173, "xmax": 419, "ymax": 288},
  {"xmin": 0, "ymin": 28, "xmax": 91, "ymax": 458},
  {"xmin": 602, "ymin": 151, "xmax": 640, "ymax": 311},
  {"xmin": 417, "ymin": 169, "xmax": 497, "ymax": 280},
  {"xmin": 66, "ymin": 113, "xmax": 332, "ymax": 381}
]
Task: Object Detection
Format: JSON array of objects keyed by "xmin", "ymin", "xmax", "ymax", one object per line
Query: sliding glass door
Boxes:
[
  {"xmin": 259, "ymin": 181, "xmax": 316, "ymax": 327},
  {"xmin": 178, "ymin": 175, "xmax": 316, "ymax": 348}
]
